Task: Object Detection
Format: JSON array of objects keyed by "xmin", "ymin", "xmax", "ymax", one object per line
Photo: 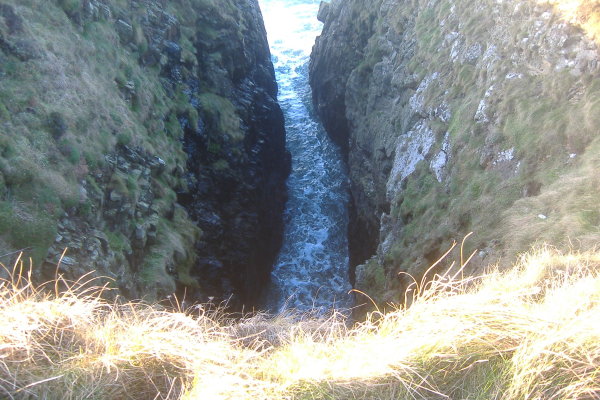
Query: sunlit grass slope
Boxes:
[
  {"xmin": 545, "ymin": 0, "xmax": 600, "ymax": 42},
  {"xmin": 1, "ymin": 247, "xmax": 599, "ymax": 399}
]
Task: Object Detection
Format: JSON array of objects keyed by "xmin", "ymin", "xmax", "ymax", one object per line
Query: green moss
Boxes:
[
  {"xmin": 83, "ymin": 152, "xmax": 98, "ymax": 170},
  {"xmin": 126, "ymin": 175, "xmax": 138, "ymax": 193},
  {"xmin": 78, "ymin": 200, "xmax": 93, "ymax": 218},
  {"xmin": 0, "ymin": 102, "xmax": 10, "ymax": 121},
  {"xmin": 116, "ymin": 132, "xmax": 132, "ymax": 147},
  {"xmin": 212, "ymin": 159, "xmax": 229, "ymax": 171},
  {"xmin": 108, "ymin": 173, "xmax": 130, "ymax": 199},
  {"xmin": 187, "ymin": 107, "xmax": 199, "ymax": 131},
  {"xmin": 398, "ymin": 161, "xmax": 443, "ymax": 222},
  {"xmin": 85, "ymin": 176, "xmax": 102, "ymax": 197},
  {"xmin": 57, "ymin": 0, "xmax": 80, "ymax": 15},
  {"xmin": 0, "ymin": 136, "xmax": 15, "ymax": 158},
  {"xmin": 140, "ymin": 207, "xmax": 200, "ymax": 294},
  {"xmin": 165, "ymin": 114, "xmax": 183, "ymax": 138},
  {"xmin": 47, "ymin": 112, "xmax": 68, "ymax": 139},
  {"xmin": 110, "ymin": 113, "xmax": 123, "ymax": 125},
  {"xmin": 66, "ymin": 146, "xmax": 80, "ymax": 165},
  {"xmin": 105, "ymin": 230, "xmax": 130, "ymax": 253},
  {"xmin": 198, "ymin": 93, "xmax": 242, "ymax": 141},
  {"xmin": 131, "ymin": 93, "xmax": 142, "ymax": 113},
  {"xmin": 0, "ymin": 201, "xmax": 57, "ymax": 263},
  {"xmin": 207, "ymin": 141, "xmax": 221, "ymax": 154}
]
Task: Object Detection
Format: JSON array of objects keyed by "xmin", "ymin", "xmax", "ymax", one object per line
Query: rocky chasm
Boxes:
[
  {"xmin": 0, "ymin": 0, "xmax": 289, "ymax": 308},
  {"xmin": 311, "ymin": 0, "xmax": 600, "ymax": 305},
  {"xmin": 3, "ymin": 0, "xmax": 600, "ymax": 313}
]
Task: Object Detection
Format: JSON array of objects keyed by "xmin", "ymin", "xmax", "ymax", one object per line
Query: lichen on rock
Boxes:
[{"xmin": 311, "ymin": 0, "xmax": 600, "ymax": 306}]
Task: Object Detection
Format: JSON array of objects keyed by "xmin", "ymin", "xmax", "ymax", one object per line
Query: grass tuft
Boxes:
[{"xmin": 0, "ymin": 246, "xmax": 599, "ymax": 399}]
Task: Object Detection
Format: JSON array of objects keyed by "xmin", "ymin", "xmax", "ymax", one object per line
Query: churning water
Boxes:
[{"xmin": 260, "ymin": 0, "xmax": 352, "ymax": 312}]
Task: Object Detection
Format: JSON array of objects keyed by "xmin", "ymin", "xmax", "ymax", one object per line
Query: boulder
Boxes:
[
  {"xmin": 115, "ymin": 19, "xmax": 133, "ymax": 43},
  {"xmin": 317, "ymin": 1, "xmax": 331, "ymax": 23}
]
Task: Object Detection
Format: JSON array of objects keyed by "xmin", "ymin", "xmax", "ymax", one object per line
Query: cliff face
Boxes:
[
  {"xmin": 311, "ymin": 0, "xmax": 600, "ymax": 303},
  {"xmin": 0, "ymin": 0, "xmax": 289, "ymax": 307},
  {"xmin": 174, "ymin": 0, "xmax": 290, "ymax": 306}
]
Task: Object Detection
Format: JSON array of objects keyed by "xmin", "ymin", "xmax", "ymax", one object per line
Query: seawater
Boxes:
[{"xmin": 259, "ymin": 0, "xmax": 352, "ymax": 312}]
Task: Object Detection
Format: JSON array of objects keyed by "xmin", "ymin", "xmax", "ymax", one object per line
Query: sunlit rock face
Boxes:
[{"xmin": 311, "ymin": 0, "xmax": 600, "ymax": 305}]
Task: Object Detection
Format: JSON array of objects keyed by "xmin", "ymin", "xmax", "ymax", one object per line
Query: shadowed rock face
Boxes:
[
  {"xmin": 309, "ymin": 0, "xmax": 384, "ymax": 274},
  {"xmin": 114, "ymin": 0, "xmax": 290, "ymax": 308},
  {"xmin": 311, "ymin": 0, "xmax": 600, "ymax": 305},
  {"xmin": 176, "ymin": 0, "xmax": 291, "ymax": 308},
  {"xmin": 0, "ymin": 0, "xmax": 288, "ymax": 308}
]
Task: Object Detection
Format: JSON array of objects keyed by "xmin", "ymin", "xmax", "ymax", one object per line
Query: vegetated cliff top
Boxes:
[
  {"xmin": 0, "ymin": 246, "xmax": 598, "ymax": 399},
  {"xmin": 311, "ymin": 0, "xmax": 600, "ymax": 305}
]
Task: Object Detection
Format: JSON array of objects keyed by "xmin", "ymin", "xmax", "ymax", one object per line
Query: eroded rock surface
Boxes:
[{"xmin": 311, "ymin": 0, "xmax": 600, "ymax": 304}]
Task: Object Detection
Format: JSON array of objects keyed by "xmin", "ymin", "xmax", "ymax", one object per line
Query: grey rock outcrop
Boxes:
[{"xmin": 311, "ymin": 0, "xmax": 600, "ymax": 305}]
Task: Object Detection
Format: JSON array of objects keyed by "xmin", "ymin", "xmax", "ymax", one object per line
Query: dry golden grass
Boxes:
[
  {"xmin": 0, "ymin": 255, "xmax": 263, "ymax": 399},
  {"xmin": 501, "ymin": 136, "xmax": 600, "ymax": 260},
  {"xmin": 542, "ymin": 0, "xmax": 600, "ymax": 42},
  {"xmin": 0, "ymin": 247, "xmax": 599, "ymax": 399}
]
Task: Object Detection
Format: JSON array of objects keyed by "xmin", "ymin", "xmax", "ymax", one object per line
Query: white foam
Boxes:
[{"xmin": 260, "ymin": 0, "xmax": 352, "ymax": 313}]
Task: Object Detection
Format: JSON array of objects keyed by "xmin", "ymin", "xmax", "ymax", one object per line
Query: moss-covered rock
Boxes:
[{"xmin": 0, "ymin": 0, "xmax": 289, "ymax": 307}]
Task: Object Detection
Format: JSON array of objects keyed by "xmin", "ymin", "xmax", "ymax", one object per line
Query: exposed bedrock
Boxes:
[
  {"xmin": 0, "ymin": 0, "xmax": 289, "ymax": 308},
  {"xmin": 311, "ymin": 0, "xmax": 600, "ymax": 304}
]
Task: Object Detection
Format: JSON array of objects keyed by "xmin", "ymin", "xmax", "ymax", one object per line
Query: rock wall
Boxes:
[
  {"xmin": 176, "ymin": 0, "xmax": 291, "ymax": 306},
  {"xmin": 0, "ymin": 0, "xmax": 289, "ymax": 307},
  {"xmin": 311, "ymin": 0, "xmax": 600, "ymax": 304}
]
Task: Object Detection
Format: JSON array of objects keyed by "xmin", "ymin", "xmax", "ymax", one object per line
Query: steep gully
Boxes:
[
  {"xmin": 0, "ymin": 0, "xmax": 353, "ymax": 310},
  {"xmin": 259, "ymin": 0, "xmax": 353, "ymax": 312}
]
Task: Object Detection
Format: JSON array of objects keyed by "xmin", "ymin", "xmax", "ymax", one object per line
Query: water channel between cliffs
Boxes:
[{"xmin": 259, "ymin": 0, "xmax": 353, "ymax": 312}]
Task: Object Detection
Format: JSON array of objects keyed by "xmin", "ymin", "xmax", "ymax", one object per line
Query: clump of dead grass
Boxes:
[
  {"xmin": 1, "ymin": 247, "xmax": 599, "ymax": 399},
  {"xmin": 259, "ymin": 246, "xmax": 600, "ymax": 399},
  {"xmin": 0, "ymin": 255, "xmax": 266, "ymax": 399}
]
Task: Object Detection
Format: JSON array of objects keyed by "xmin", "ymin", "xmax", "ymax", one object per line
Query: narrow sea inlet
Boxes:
[{"xmin": 259, "ymin": 0, "xmax": 352, "ymax": 312}]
